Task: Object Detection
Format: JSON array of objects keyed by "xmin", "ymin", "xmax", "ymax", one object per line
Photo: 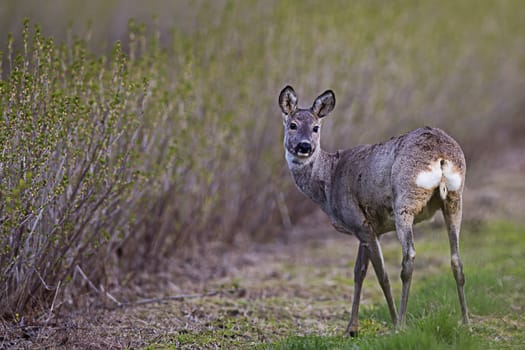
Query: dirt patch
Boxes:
[
  {"xmin": 1, "ymin": 220, "xmax": 457, "ymax": 349},
  {"xmin": 0, "ymin": 224, "xmax": 374, "ymax": 349}
]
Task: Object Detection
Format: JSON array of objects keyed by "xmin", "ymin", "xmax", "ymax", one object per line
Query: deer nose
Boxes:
[{"xmin": 296, "ymin": 142, "xmax": 312, "ymax": 155}]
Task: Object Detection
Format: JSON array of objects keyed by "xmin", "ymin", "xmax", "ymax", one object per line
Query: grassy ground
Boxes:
[
  {"xmin": 260, "ymin": 222, "xmax": 525, "ymax": 350},
  {"xmin": 166, "ymin": 221, "xmax": 525, "ymax": 350},
  {"xmin": 6, "ymin": 219, "xmax": 520, "ymax": 349}
]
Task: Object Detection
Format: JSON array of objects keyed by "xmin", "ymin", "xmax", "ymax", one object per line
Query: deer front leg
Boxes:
[
  {"xmin": 367, "ymin": 236, "xmax": 398, "ymax": 327},
  {"xmin": 395, "ymin": 212, "xmax": 416, "ymax": 329},
  {"xmin": 345, "ymin": 241, "xmax": 370, "ymax": 337}
]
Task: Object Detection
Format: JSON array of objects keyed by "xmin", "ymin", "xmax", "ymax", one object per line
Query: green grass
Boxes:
[
  {"xmin": 261, "ymin": 222, "xmax": 525, "ymax": 350},
  {"xmin": 130, "ymin": 222, "xmax": 525, "ymax": 350}
]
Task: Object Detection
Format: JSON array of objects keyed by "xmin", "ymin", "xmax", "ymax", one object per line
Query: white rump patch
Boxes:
[
  {"xmin": 442, "ymin": 160, "xmax": 462, "ymax": 191},
  {"xmin": 415, "ymin": 159, "xmax": 462, "ymax": 193},
  {"xmin": 415, "ymin": 161, "xmax": 442, "ymax": 190}
]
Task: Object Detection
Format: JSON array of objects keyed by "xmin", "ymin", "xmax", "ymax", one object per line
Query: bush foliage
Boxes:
[
  {"xmin": 1, "ymin": 1, "xmax": 525, "ymax": 318},
  {"xmin": 0, "ymin": 19, "xmax": 253, "ymax": 318}
]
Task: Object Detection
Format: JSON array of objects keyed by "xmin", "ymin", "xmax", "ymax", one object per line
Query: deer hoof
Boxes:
[{"xmin": 344, "ymin": 326, "xmax": 359, "ymax": 338}]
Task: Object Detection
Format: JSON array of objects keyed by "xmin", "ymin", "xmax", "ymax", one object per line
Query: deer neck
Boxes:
[{"xmin": 286, "ymin": 149, "xmax": 337, "ymax": 211}]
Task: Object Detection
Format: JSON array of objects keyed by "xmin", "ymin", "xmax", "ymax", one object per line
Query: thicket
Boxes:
[
  {"xmin": 1, "ymin": 1, "xmax": 525, "ymax": 319},
  {"xmin": 0, "ymin": 19, "xmax": 266, "ymax": 319}
]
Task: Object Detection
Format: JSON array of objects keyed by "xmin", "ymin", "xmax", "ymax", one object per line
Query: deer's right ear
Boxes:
[{"xmin": 279, "ymin": 85, "xmax": 298, "ymax": 115}]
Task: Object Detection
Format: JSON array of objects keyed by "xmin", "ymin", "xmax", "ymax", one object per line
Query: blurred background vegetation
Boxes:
[{"xmin": 1, "ymin": 0, "xmax": 524, "ymax": 320}]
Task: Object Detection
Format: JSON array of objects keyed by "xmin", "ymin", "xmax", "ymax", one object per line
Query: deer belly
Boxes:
[{"xmin": 363, "ymin": 205, "xmax": 396, "ymax": 234}]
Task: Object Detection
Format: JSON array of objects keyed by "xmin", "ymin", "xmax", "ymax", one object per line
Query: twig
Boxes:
[
  {"xmin": 75, "ymin": 265, "xmax": 100, "ymax": 293},
  {"xmin": 75, "ymin": 265, "xmax": 122, "ymax": 307},
  {"xmin": 101, "ymin": 287, "xmax": 121, "ymax": 307},
  {"xmin": 36, "ymin": 280, "xmax": 61, "ymax": 343},
  {"xmin": 33, "ymin": 267, "xmax": 54, "ymax": 291},
  {"xmin": 48, "ymin": 280, "xmax": 60, "ymax": 321},
  {"xmin": 119, "ymin": 289, "xmax": 238, "ymax": 308},
  {"xmin": 275, "ymin": 190, "xmax": 292, "ymax": 231}
]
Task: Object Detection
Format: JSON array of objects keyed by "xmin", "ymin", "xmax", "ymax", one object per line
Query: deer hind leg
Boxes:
[
  {"xmin": 367, "ymin": 236, "xmax": 398, "ymax": 327},
  {"xmin": 442, "ymin": 194, "xmax": 470, "ymax": 324},
  {"xmin": 395, "ymin": 211, "xmax": 416, "ymax": 329},
  {"xmin": 345, "ymin": 241, "xmax": 370, "ymax": 337}
]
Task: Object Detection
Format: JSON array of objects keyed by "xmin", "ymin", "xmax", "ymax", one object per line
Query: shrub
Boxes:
[{"xmin": 0, "ymin": 19, "xmax": 249, "ymax": 318}]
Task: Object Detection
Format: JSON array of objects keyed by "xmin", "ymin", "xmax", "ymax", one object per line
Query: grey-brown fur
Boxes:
[{"xmin": 278, "ymin": 85, "xmax": 469, "ymax": 336}]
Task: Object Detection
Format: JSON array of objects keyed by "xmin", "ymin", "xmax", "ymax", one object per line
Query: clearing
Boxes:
[{"xmin": 2, "ymin": 220, "xmax": 524, "ymax": 349}]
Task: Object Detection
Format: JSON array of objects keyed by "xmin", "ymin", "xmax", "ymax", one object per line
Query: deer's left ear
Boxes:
[{"xmin": 312, "ymin": 90, "xmax": 336, "ymax": 118}]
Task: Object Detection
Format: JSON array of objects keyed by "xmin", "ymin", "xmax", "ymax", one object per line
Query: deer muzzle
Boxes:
[{"xmin": 295, "ymin": 141, "xmax": 313, "ymax": 157}]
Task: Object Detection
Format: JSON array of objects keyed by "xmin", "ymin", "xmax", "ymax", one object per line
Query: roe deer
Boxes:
[{"xmin": 278, "ymin": 85, "xmax": 469, "ymax": 336}]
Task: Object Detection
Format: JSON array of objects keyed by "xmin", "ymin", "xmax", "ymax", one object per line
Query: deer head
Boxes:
[{"xmin": 278, "ymin": 85, "xmax": 336, "ymax": 166}]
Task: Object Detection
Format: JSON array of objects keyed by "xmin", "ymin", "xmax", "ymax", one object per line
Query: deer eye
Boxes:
[
  {"xmin": 289, "ymin": 122, "xmax": 297, "ymax": 130},
  {"xmin": 313, "ymin": 125, "xmax": 320, "ymax": 133}
]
